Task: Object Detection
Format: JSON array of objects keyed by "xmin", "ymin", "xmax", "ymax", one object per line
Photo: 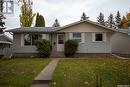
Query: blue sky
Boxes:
[{"xmin": 4, "ymin": 0, "xmax": 130, "ymax": 30}]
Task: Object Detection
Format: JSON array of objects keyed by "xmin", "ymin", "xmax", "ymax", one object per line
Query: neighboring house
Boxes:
[
  {"xmin": 5, "ymin": 20, "xmax": 130, "ymax": 57},
  {"xmin": 0, "ymin": 34, "xmax": 13, "ymax": 57}
]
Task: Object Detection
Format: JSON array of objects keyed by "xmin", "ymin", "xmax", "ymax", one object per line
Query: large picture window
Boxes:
[
  {"xmin": 73, "ymin": 33, "xmax": 81, "ymax": 42},
  {"xmin": 24, "ymin": 34, "xmax": 40, "ymax": 46}
]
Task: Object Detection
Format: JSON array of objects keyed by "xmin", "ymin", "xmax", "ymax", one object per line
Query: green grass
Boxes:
[
  {"xmin": 0, "ymin": 58, "xmax": 50, "ymax": 87},
  {"xmin": 50, "ymin": 57, "xmax": 130, "ymax": 87}
]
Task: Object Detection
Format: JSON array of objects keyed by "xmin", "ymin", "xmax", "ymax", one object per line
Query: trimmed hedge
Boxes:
[
  {"xmin": 64, "ymin": 40, "xmax": 79, "ymax": 57},
  {"xmin": 35, "ymin": 39, "xmax": 52, "ymax": 58}
]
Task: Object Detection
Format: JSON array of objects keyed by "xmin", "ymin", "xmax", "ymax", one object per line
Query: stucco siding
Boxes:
[
  {"xmin": 65, "ymin": 32, "xmax": 112, "ymax": 53},
  {"xmin": 13, "ymin": 46, "xmax": 37, "ymax": 53},
  {"xmin": 13, "ymin": 33, "xmax": 41, "ymax": 54},
  {"xmin": 111, "ymin": 32, "xmax": 130, "ymax": 54},
  {"xmin": 76, "ymin": 33, "xmax": 112, "ymax": 53},
  {"xmin": 13, "ymin": 33, "xmax": 21, "ymax": 48}
]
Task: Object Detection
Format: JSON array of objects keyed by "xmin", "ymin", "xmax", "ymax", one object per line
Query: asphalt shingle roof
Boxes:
[
  {"xmin": 5, "ymin": 20, "xmax": 130, "ymax": 35},
  {"xmin": 5, "ymin": 27, "xmax": 56, "ymax": 33}
]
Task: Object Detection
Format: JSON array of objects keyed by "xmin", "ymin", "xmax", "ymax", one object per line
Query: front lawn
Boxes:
[
  {"xmin": 50, "ymin": 57, "xmax": 130, "ymax": 87},
  {"xmin": 0, "ymin": 58, "xmax": 50, "ymax": 87}
]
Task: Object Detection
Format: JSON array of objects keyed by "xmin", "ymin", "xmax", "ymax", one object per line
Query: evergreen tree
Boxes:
[
  {"xmin": 0, "ymin": 0, "xmax": 5, "ymax": 33},
  {"xmin": 35, "ymin": 13, "xmax": 45, "ymax": 27},
  {"xmin": 106, "ymin": 14, "xmax": 116, "ymax": 28},
  {"xmin": 19, "ymin": 0, "xmax": 35, "ymax": 27},
  {"xmin": 80, "ymin": 12, "xmax": 89, "ymax": 21},
  {"xmin": 115, "ymin": 11, "xmax": 121, "ymax": 28},
  {"xmin": 97, "ymin": 12, "xmax": 105, "ymax": 26},
  {"xmin": 52, "ymin": 19, "xmax": 60, "ymax": 27}
]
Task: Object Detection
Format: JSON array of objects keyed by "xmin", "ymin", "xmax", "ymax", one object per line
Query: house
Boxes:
[
  {"xmin": 0, "ymin": 34, "xmax": 13, "ymax": 57},
  {"xmin": 5, "ymin": 20, "xmax": 130, "ymax": 57}
]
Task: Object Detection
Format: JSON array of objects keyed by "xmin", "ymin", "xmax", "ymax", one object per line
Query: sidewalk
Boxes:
[{"xmin": 31, "ymin": 58, "xmax": 60, "ymax": 87}]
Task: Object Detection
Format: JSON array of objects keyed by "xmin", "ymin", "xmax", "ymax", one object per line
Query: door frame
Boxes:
[{"xmin": 57, "ymin": 34, "xmax": 65, "ymax": 52}]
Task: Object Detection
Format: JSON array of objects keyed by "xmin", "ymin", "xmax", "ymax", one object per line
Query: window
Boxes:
[
  {"xmin": 24, "ymin": 34, "xmax": 31, "ymax": 45},
  {"xmin": 24, "ymin": 34, "xmax": 40, "ymax": 46},
  {"xmin": 58, "ymin": 34, "xmax": 64, "ymax": 44},
  {"xmin": 92, "ymin": 33, "xmax": 106, "ymax": 42},
  {"xmin": 73, "ymin": 33, "xmax": 81, "ymax": 42},
  {"xmin": 95, "ymin": 34, "xmax": 103, "ymax": 41}
]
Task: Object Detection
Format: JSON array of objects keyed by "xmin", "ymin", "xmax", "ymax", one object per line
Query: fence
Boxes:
[{"xmin": 0, "ymin": 48, "xmax": 13, "ymax": 58}]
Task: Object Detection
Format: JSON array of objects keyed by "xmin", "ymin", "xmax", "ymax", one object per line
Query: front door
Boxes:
[{"xmin": 57, "ymin": 34, "xmax": 64, "ymax": 52}]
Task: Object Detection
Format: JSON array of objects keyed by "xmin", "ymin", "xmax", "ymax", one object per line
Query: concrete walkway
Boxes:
[
  {"xmin": 112, "ymin": 54, "xmax": 130, "ymax": 60},
  {"xmin": 31, "ymin": 58, "xmax": 60, "ymax": 87}
]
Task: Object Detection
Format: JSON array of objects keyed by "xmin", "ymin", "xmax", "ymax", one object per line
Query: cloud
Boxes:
[{"xmin": 4, "ymin": 0, "xmax": 130, "ymax": 29}]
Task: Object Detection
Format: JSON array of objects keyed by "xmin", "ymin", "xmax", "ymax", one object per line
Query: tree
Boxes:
[
  {"xmin": 115, "ymin": 11, "xmax": 121, "ymax": 28},
  {"xmin": 106, "ymin": 14, "xmax": 116, "ymax": 28},
  {"xmin": 119, "ymin": 12, "xmax": 130, "ymax": 29},
  {"xmin": 35, "ymin": 13, "xmax": 45, "ymax": 27},
  {"xmin": 19, "ymin": 0, "xmax": 35, "ymax": 27},
  {"xmin": 52, "ymin": 19, "xmax": 60, "ymax": 27},
  {"xmin": 80, "ymin": 12, "xmax": 89, "ymax": 21},
  {"xmin": 97, "ymin": 12, "xmax": 105, "ymax": 26},
  {"xmin": 126, "ymin": 12, "xmax": 130, "ymax": 27},
  {"xmin": 119, "ymin": 16, "xmax": 127, "ymax": 28},
  {"xmin": 0, "ymin": 0, "xmax": 5, "ymax": 33}
]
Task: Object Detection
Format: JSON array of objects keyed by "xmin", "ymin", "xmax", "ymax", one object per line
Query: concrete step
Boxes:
[
  {"xmin": 31, "ymin": 83, "xmax": 48, "ymax": 87},
  {"xmin": 50, "ymin": 52, "xmax": 65, "ymax": 58}
]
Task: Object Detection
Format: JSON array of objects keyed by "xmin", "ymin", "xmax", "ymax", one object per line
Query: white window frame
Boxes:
[{"xmin": 92, "ymin": 32, "xmax": 106, "ymax": 42}]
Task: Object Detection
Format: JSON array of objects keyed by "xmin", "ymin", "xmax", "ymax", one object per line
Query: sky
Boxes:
[{"xmin": 4, "ymin": 0, "xmax": 130, "ymax": 30}]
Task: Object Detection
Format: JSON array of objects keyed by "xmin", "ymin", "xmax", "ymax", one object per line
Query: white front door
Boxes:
[{"xmin": 57, "ymin": 34, "xmax": 64, "ymax": 52}]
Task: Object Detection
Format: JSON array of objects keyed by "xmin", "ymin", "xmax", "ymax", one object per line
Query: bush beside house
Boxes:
[
  {"xmin": 35, "ymin": 39, "xmax": 52, "ymax": 58},
  {"xmin": 64, "ymin": 40, "xmax": 79, "ymax": 57}
]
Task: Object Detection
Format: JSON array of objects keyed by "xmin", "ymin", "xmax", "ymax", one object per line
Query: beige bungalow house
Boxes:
[{"xmin": 6, "ymin": 20, "xmax": 130, "ymax": 57}]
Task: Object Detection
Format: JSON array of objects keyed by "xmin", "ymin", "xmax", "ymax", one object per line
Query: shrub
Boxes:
[
  {"xmin": 64, "ymin": 40, "xmax": 79, "ymax": 57},
  {"xmin": 0, "ymin": 55, "xmax": 3, "ymax": 58},
  {"xmin": 35, "ymin": 39, "xmax": 52, "ymax": 58}
]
